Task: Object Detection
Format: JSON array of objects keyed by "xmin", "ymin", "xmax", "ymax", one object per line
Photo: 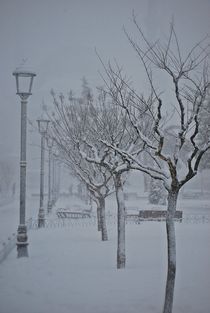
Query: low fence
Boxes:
[
  {"xmin": 1, "ymin": 213, "xmax": 209, "ymax": 264},
  {"xmin": 0, "ymin": 233, "xmax": 16, "ymax": 263},
  {"xmin": 27, "ymin": 213, "xmax": 210, "ymax": 229}
]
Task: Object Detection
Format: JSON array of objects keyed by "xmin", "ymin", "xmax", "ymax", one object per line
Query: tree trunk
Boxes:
[
  {"xmin": 96, "ymin": 204, "xmax": 102, "ymax": 232},
  {"xmin": 163, "ymin": 189, "xmax": 179, "ymax": 313},
  {"xmin": 144, "ymin": 173, "xmax": 150, "ymax": 192},
  {"xmin": 114, "ymin": 173, "xmax": 126, "ymax": 269},
  {"xmin": 99, "ymin": 196, "xmax": 108, "ymax": 241}
]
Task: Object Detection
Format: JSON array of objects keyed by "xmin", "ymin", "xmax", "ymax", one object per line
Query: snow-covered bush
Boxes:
[{"xmin": 149, "ymin": 178, "xmax": 166, "ymax": 205}]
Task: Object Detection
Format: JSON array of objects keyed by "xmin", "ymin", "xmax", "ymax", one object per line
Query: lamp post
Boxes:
[
  {"xmin": 13, "ymin": 69, "xmax": 36, "ymax": 258},
  {"xmin": 52, "ymin": 149, "xmax": 59, "ymax": 205},
  {"xmin": 37, "ymin": 118, "xmax": 50, "ymax": 227},
  {"xmin": 46, "ymin": 136, "xmax": 54, "ymax": 213},
  {"xmin": 52, "ymin": 152, "xmax": 55, "ymax": 206},
  {"xmin": 57, "ymin": 161, "xmax": 61, "ymax": 200}
]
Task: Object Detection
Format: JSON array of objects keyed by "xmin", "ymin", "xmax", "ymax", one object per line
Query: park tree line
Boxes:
[{"xmin": 47, "ymin": 18, "xmax": 210, "ymax": 313}]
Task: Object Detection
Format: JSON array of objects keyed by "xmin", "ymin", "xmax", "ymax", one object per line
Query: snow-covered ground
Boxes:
[
  {"xmin": 0, "ymin": 192, "xmax": 210, "ymax": 313},
  {"xmin": 0, "ymin": 219, "xmax": 210, "ymax": 313},
  {"xmin": 0, "ymin": 195, "xmax": 40, "ymax": 244}
]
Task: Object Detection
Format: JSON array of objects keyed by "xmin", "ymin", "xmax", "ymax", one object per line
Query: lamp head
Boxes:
[
  {"xmin": 37, "ymin": 118, "xmax": 50, "ymax": 135},
  {"xmin": 13, "ymin": 70, "xmax": 36, "ymax": 100}
]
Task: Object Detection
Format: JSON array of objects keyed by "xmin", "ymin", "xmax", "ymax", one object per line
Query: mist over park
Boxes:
[{"xmin": 0, "ymin": 1, "xmax": 210, "ymax": 313}]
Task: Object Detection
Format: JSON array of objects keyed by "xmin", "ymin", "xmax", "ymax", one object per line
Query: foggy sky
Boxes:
[{"xmin": 0, "ymin": 0, "xmax": 210, "ymax": 158}]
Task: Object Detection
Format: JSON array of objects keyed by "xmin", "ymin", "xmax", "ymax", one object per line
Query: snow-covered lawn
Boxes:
[{"xmin": 0, "ymin": 217, "xmax": 210, "ymax": 313}]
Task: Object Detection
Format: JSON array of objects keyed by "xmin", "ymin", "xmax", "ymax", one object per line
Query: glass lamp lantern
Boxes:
[
  {"xmin": 37, "ymin": 119, "xmax": 50, "ymax": 135},
  {"xmin": 13, "ymin": 70, "xmax": 36, "ymax": 99}
]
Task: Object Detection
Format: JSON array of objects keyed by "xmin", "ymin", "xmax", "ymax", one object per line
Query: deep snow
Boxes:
[{"xmin": 0, "ymin": 194, "xmax": 210, "ymax": 313}]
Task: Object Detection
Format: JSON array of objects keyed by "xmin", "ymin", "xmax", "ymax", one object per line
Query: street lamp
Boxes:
[
  {"xmin": 46, "ymin": 136, "xmax": 54, "ymax": 213},
  {"xmin": 37, "ymin": 118, "xmax": 50, "ymax": 227},
  {"xmin": 56, "ymin": 160, "xmax": 61, "ymax": 201},
  {"xmin": 13, "ymin": 69, "xmax": 36, "ymax": 258}
]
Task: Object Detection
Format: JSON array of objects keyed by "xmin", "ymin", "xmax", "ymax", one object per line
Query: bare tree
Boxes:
[
  {"xmin": 99, "ymin": 17, "xmax": 210, "ymax": 313},
  {"xmin": 48, "ymin": 90, "xmax": 116, "ymax": 241},
  {"xmin": 74, "ymin": 91, "xmax": 142, "ymax": 269},
  {"xmin": 67, "ymin": 156, "xmax": 111, "ymax": 241},
  {"xmin": 197, "ymin": 88, "xmax": 210, "ymax": 170},
  {"xmin": 49, "ymin": 87, "xmax": 138, "ymax": 268}
]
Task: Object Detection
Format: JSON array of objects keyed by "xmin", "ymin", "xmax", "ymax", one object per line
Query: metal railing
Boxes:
[
  {"xmin": 0, "ymin": 233, "xmax": 16, "ymax": 263},
  {"xmin": 26, "ymin": 213, "xmax": 210, "ymax": 229},
  {"xmin": 1, "ymin": 213, "xmax": 209, "ymax": 264}
]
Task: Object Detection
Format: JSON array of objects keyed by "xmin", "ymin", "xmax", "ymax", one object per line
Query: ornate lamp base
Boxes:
[
  {"xmin": 17, "ymin": 225, "xmax": 29, "ymax": 258},
  {"xmin": 38, "ymin": 208, "xmax": 45, "ymax": 228},
  {"xmin": 47, "ymin": 201, "xmax": 52, "ymax": 213}
]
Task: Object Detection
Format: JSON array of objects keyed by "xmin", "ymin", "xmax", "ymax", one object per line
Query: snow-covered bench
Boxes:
[
  {"xmin": 56, "ymin": 209, "xmax": 91, "ymax": 219},
  {"xmin": 138, "ymin": 210, "xmax": 183, "ymax": 221},
  {"xmin": 126, "ymin": 210, "xmax": 182, "ymax": 222}
]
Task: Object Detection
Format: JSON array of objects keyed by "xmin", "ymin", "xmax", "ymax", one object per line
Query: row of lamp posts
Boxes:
[
  {"xmin": 47, "ymin": 136, "xmax": 54, "ymax": 214},
  {"xmin": 37, "ymin": 118, "xmax": 49, "ymax": 228},
  {"xmin": 37, "ymin": 124, "xmax": 60, "ymax": 226},
  {"xmin": 13, "ymin": 69, "xmax": 60, "ymax": 258}
]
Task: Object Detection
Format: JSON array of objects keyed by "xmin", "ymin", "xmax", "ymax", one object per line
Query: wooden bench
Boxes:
[
  {"xmin": 56, "ymin": 210, "xmax": 91, "ymax": 219},
  {"xmin": 126, "ymin": 210, "xmax": 182, "ymax": 222},
  {"xmin": 138, "ymin": 210, "xmax": 182, "ymax": 221}
]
